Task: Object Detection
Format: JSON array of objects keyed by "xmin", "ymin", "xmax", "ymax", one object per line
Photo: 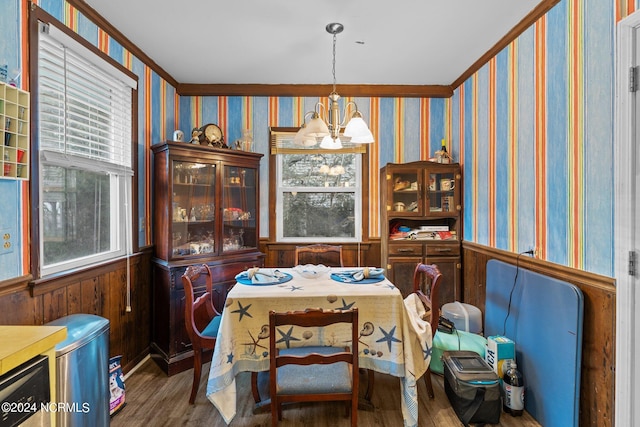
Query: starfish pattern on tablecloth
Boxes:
[
  {"xmin": 422, "ymin": 341, "xmax": 432, "ymax": 360},
  {"xmin": 276, "ymin": 326, "xmax": 300, "ymax": 348},
  {"xmin": 231, "ymin": 301, "xmax": 253, "ymax": 321},
  {"xmin": 226, "ymin": 352, "xmax": 234, "ymax": 363},
  {"xmin": 285, "ymin": 285, "xmax": 303, "ymax": 292},
  {"xmin": 376, "ymin": 325, "xmax": 402, "ymax": 352},
  {"xmin": 337, "ymin": 298, "xmax": 356, "ymax": 311},
  {"xmin": 242, "ymin": 329, "xmax": 268, "ymax": 355}
]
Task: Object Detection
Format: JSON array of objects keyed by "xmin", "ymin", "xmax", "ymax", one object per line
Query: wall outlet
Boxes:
[
  {"xmin": 528, "ymin": 246, "xmax": 538, "ymax": 258},
  {"xmin": 0, "ymin": 229, "xmax": 14, "ymax": 254}
]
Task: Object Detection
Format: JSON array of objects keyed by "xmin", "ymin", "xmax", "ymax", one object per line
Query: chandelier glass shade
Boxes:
[{"xmin": 294, "ymin": 23, "xmax": 374, "ymax": 149}]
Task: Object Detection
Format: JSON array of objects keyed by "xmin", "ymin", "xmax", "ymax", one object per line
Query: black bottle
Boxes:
[{"xmin": 503, "ymin": 363, "xmax": 524, "ymax": 416}]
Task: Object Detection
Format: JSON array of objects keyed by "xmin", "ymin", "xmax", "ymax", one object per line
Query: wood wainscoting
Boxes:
[
  {"xmin": 462, "ymin": 241, "xmax": 615, "ymax": 427},
  {"xmin": 260, "ymin": 239, "xmax": 381, "ymax": 268},
  {"xmin": 0, "ymin": 247, "xmax": 153, "ymax": 374}
]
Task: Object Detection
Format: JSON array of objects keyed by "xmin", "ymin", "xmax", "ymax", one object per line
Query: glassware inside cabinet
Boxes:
[
  {"xmin": 391, "ymin": 170, "xmax": 419, "ymax": 213},
  {"xmin": 171, "ymin": 160, "xmax": 216, "ymax": 257},
  {"xmin": 428, "ymin": 171, "xmax": 457, "ymax": 213},
  {"xmin": 223, "ymin": 165, "xmax": 257, "ymax": 252}
]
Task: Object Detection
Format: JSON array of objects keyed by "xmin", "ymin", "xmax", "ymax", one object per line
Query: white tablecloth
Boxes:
[{"xmin": 206, "ymin": 268, "xmax": 432, "ymax": 427}]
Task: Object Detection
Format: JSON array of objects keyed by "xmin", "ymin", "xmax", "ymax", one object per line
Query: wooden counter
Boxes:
[{"xmin": 0, "ymin": 325, "xmax": 67, "ymax": 426}]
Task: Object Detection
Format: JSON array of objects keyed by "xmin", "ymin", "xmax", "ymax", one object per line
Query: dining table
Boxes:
[{"xmin": 205, "ymin": 267, "xmax": 433, "ymax": 427}]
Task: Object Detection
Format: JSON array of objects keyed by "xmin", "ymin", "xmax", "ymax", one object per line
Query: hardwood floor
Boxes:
[{"xmin": 110, "ymin": 357, "xmax": 541, "ymax": 426}]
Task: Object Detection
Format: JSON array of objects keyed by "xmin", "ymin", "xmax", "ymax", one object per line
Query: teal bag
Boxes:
[{"xmin": 431, "ymin": 330, "xmax": 487, "ymax": 375}]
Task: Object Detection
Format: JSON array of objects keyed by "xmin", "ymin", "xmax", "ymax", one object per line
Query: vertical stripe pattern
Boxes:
[
  {"xmin": 488, "ymin": 58, "xmax": 497, "ymax": 248},
  {"xmin": 144, "ymin": 66, "xmax": 152, "ymax": 238},
  {"xmin": 508, "ymin": 40, "xmax": 519, "ymax": 252},
  {"xmin": 535, "ymin": 16, "xmax": 548, "ymax": 260},
  {"xmin": 567, "ymin": 0, "xmax": 584, "ymax": 268},
  {"xmin": 12, "ymin": 0, "xmax": 617, "ymax": 278},
  {"xmin": 472, "ymin": 75, "xmax": 480, "ymax": 243},
  {"xmin": 420, "ymin": 99, "xmax": 430, "ymax": 159},
  {"xmin": 369, "ymin": 98, "xmax": 381, "ymax": 237}
]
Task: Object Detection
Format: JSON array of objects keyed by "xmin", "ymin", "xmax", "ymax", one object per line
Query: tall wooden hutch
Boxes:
[
  {"xmin": 151, "ymin": 141, "xmax": 264, "ymax": 375},
  {"xmin": 380, "ymin": 161, "xmax": 462, "ymax": 303}
]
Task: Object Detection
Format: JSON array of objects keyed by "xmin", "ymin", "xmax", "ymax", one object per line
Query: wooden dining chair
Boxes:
[
  {"xmin": 182, "ymin": 264, "xmax": 222, "ymax": 404},
  {"xmin": 294, "ymin": 244, "xmax": 344, "ymax": 267},
  {"xmin": 412, "ymin": 263, "xmax": 443, "ymax": 399},
  {"xmin": 269, "ymin": 308, "xmax": 359, "ymax": 427}
]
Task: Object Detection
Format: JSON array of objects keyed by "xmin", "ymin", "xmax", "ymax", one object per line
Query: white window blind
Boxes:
[
  {"xmin": 36, "ymin": 21, "xmax": 135, "ymax": 278},
  {"xmin": 38, "ymin": 23, "xmax": 133, "ymax": 171}
]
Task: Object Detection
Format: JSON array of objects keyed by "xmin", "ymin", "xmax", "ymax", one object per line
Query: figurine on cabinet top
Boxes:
[{"xmin": 190, "ymin": 128, "xmax": 202, "ymax": 144}]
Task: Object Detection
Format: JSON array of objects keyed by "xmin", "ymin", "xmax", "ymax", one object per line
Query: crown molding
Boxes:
[{"xmin": 176, "ymin": 83, "xmax": 453, "ymax": 98}]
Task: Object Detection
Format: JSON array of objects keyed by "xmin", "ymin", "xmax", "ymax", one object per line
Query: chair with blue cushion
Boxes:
[
  {"xmin": 412, "ymin": 263, "xmax": 487, "ymax": 398},
  {"xmin": 269, "ymin": 307, "xmax": 359, "ymax": 426},
  {"xmin": 182, "ymin": 264, "xmax": 222, "ymax": 404}
]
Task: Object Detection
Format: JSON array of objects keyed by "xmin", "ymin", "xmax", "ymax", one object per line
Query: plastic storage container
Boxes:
[
  {"xmin": 46, "ymin": 314, "xmax": 110, "ymax": 426},
  {"xmin": 441, "ymin": 301, "xmax": 483, "ymax": 334}
]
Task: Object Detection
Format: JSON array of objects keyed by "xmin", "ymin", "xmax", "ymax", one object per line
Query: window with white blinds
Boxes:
[
  {"xmin": 38, "ymin": 24, "xmax": 133, "ymax": 172},
  {"xmin": 36, "ymin": 21, "xmax": 135, "ymax": 277}
]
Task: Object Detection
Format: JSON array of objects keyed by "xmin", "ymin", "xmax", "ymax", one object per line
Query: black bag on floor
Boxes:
[{"xmin": 442, "ymin": 350, "xmax": 501, "ymax": 426}]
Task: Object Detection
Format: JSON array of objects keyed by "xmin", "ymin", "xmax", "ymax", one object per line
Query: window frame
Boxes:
[
  {"xmin": 29, "ymin": 7, "xmax": 139, "ymax": 280},
  {"xmin": 268, "ymin": 127, "xmax": 371, "ymax": 243}
]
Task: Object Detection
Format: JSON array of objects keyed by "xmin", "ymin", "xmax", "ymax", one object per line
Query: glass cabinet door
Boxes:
[
  {"xmin": 388, "ymin": 168, "xmax": 421, "ymax": 215},
  {"xmin": 171, "ymin": 160, "xmax": 216, "ymax": 258},
  {"xmin": 222, "ymin": 165, "xmax": 258, "ymax": 252},
  {"xmin": 427, "ymin": 170, "xmax": 458, "ymax": 214}
]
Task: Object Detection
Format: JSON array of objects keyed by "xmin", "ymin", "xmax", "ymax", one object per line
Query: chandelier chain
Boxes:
[
  {"xmin": 291, "ymin": 22, "xmax": 372, "ymax": 146},
  {"xmin": 332, "ymin": 32, "xmax": 337, "ymax": 93}
]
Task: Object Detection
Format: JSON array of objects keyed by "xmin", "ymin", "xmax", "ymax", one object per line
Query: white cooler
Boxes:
[{"xmin": 442, "ymin": 301, "xmax": 483, "ymax": 334}]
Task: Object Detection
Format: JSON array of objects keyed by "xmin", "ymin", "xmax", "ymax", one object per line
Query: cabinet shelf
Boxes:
[
  {"xmin": 173, "ymin": 183, "xmax": 213, "ymax": 187},
  {"xmin": 224, "ymin": 184, "xmax": 255, "ymax": 189}
]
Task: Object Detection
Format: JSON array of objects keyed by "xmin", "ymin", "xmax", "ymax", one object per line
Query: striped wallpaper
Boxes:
[
  {"xmin": 178, "ymin": 95, "xmax": 448, "ymax": 244},
  {"xmin": 0, "ymin": 0, "xmax": 635, "ymax": 279},
  {"xmin": 453, "ymin": 0, "xmax": 618, "ymax": 276}
]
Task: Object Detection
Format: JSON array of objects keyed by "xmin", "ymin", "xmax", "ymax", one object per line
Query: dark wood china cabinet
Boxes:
[{"xmin": 151, "ymin": 141, "xmax": 264, "ymax": 375}]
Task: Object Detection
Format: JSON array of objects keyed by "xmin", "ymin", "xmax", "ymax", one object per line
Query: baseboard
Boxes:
[{"xmin": 123, "ymin": 354, "xmax": 151, "ymax": 381}]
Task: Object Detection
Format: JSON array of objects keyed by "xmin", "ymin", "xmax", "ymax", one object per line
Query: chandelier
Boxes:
[{"xmin": 294, "ymin": 22, "xmax": 374, "ymax": 149}]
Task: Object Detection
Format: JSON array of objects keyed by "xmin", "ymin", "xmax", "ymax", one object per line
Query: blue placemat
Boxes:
[
  {"xmin": 330, "ymin": 272, "xmax": 385, "ymax": 284},
  {"xmin": 235, "ymin": 271, "xmax": 293, "ymax": 286}
]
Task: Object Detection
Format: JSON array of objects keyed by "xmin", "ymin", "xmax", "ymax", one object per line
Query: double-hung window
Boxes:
[
  {"xmin": 36, "ymin": 21, "xmax": 136, "ymax": 276},
  {"xmin": 271, "ymin": 128, "xmax": 365, "ymax": 242}
]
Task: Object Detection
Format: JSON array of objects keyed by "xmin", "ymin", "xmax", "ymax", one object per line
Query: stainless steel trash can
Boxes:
[{"xmin": 46, "ymin": 314, "xmax": 110, "ymax": 427}]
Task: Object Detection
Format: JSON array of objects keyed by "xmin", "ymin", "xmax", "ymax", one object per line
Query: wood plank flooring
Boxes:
[{"xmin": 110, "ymin": 358, "xmax": 541, "ymax": 426}]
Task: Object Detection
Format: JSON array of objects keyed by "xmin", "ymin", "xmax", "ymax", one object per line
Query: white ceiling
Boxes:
[{"xmin": 84, "ymin": 0, "xmax": 544, "ymax": 88}]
